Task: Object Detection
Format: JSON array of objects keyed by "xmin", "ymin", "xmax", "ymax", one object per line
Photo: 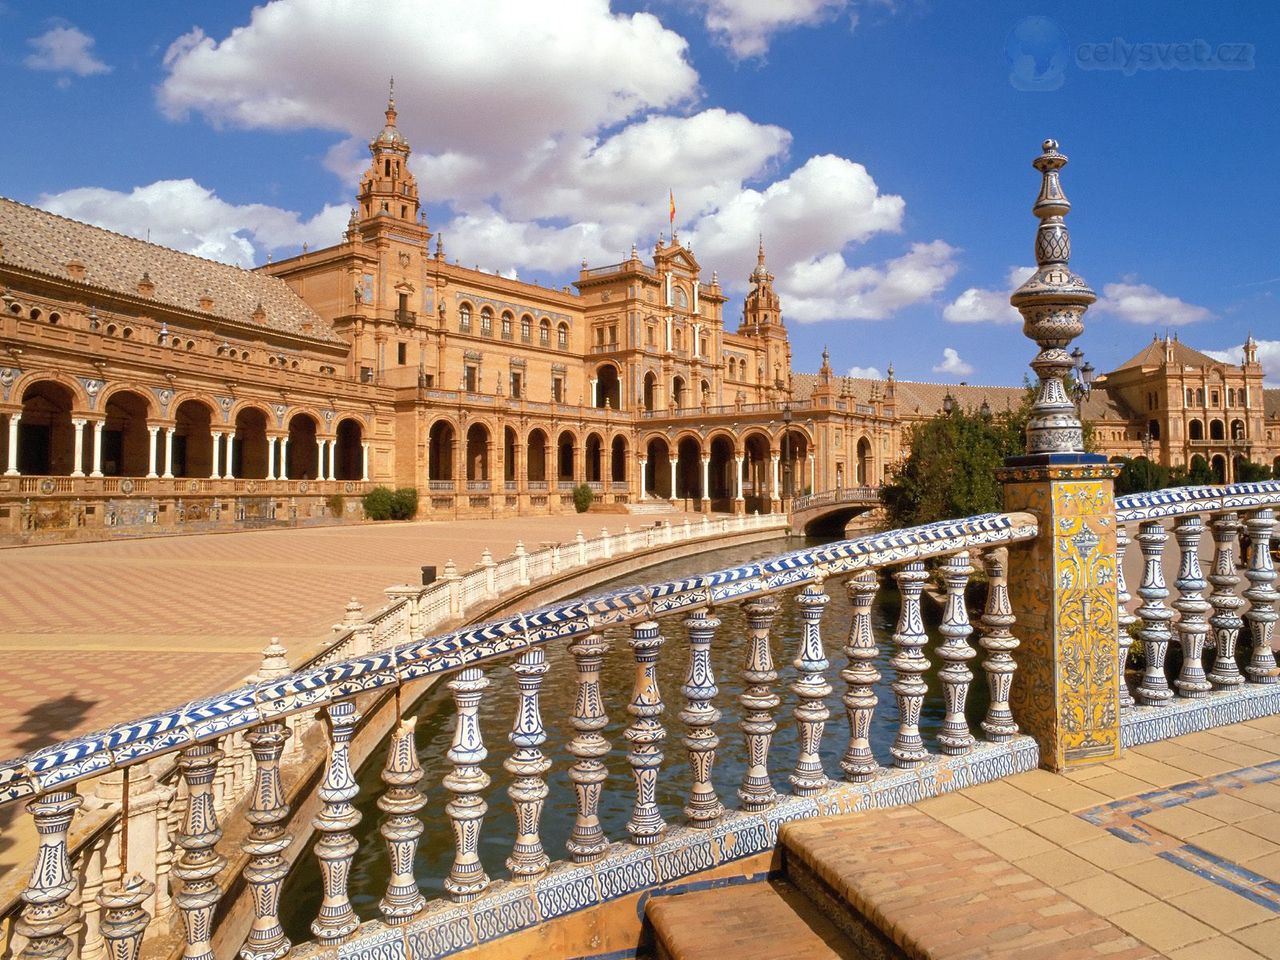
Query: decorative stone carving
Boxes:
[
  {"xmin": 790, "ymin": 580, "xmax": 831, "ymax": 794},
  {"xmin": 625, "ymin": 620, "xmax": 666, "ymax": 845},
  {"xmin": 566, "ymin": 633, "xmax": 610, "ymax": 862},
  {"xmin": 443, "ymin": 667, "xmax": 490, "ymax": 901},
  {"xmin": 240, "ymin": 722, "xmax": 292, "ymax": 960},
  {"xmin": 978, "ymin": 548, "xmax": 1020, "ymax": 740},
  {"xmin": 1244, "ymin": 509, "xmax": 1279, "ymax": 684},
  {"xmin": 890, "ymin": 561, "xmax": 930, "ymax": 767},
  {"xmin": 840, "ymin": 570, "xmax": 880, "ymax": 781},
  {"xmin": 681, "ymin": 608, "xmax": 723, "ymax": 825},
  {"xmin": 15, "ymin": 790, "xmax": 82, "ymax": 960},
  {"xmin": 98, "ymin": 876, "xmax": 154, "ymax": 960},
  {"xmin": 1172, "ymin": 516, "xmax": 1211, "ymax": 698},
  {"xmin": 310, "ymin": 699, "xmax": 362, "ymax": 944},
  {"xmin": 505, "ymin": 647, "xmax": 551, "ymax": 877},
  {"xmin": 1207, "ymin": 513, "xmax": 1245, "ymax": 688},
  {"xmin": 1135, "ymin": 520, "xmax": 1174, "ymax": 705},
  {"xmin": 738, "ymin": 597, "xmax": 780, "ymax": 810},
  {"xmin": 174, "ymin": 742, "xmax": 224, "ymax": 960},
  {"xmin": 937, "ymin": 551, "xmax": 977, "ymax": 754},
  {"xmin": 377, "ymin": 717, "xmax": 426, "ymax": 924}
]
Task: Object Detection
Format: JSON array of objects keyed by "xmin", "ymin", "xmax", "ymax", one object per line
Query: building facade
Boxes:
[{"xmin": 0, "ymin": 95, "xmax": 1274, "ymax": 540}]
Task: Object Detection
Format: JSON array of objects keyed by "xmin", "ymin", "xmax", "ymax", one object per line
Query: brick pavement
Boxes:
[{"xmin": 0, "ymin": 512, "xmax": 698, "ymax": 760}]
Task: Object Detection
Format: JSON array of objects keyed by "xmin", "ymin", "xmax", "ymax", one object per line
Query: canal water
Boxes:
[{"xmin": 280, "ymin": 536, "xmax": 982, "ymax": 939}]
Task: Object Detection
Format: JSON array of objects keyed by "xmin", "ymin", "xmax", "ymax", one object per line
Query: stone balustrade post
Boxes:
[
  {"xmin": 1135, "ymin": 521, "xmax": 1174, "ymax": 705},
  {"xmin": 378, "ymin": 717, "xmax": 426, "ymax": 925},
  {"xmin": 738, "ymin": 597, "xmax": 780, "ymax": 808},
  {"xmin": 978, "ymin": 548, "xmax": 1020, "ymax": 741},
  {"xmin": 513, "ymin": 540, "xmax": 530, "ymax": 586},
  {"xmin": 1173, "ymin": 516, "xmax": 1212, "ymax": 698},
  {"xmin": 1114, "ymin": 525, "xmax": 1136, "ymax": 709},
  {"xmin": 384, "ymin": 585, "xmax": 421, "ymax": 641},
  {"xmin": 443, "ymin": 667, "xmax": 491, "ymax": 901},
  {"xmin": 937, "ymin": 552, "xmax": 977, "ymax": 755},
  {"xmin": 575, "ymin": 530, "xmax": 587, "ymax": 566},
  {"xmin": 443, "ymin": 559, "xmax": 462, "ymax": 617},
  {"xmin": 566, "ymin": 633, "xmax": 611, "ymax": 862},
  {"xmin": 790, "ymin": 580, "xmax": 831, "ymax": 794},
  {"xmin": 310, "ymin": 700, "xmax": 361, "ymax": 945},
  {"xmin": 479, "ymin": 548, "xmax": 497, "ymax": 598},
  {"xmin": 505, "ymin": 648, "xmax": 551, "ymax": 877},
  {"xmin": 889, "ymin": 562, "xmax": 929, "ymax": 768},
  {"xmin": 1207, "ymin": 513, "xmax": 1245, "ymax": 688},
  {"xmin": 600, "ymin": 527, "xmax": 613, "ymax": 559},
  {"xmin": 174, "ymin": 742, "xmax": 225, "ymax": 960},
  {"xmin": 241, "ymin": 722, "xmax": 292, "ymax": 960},
  {"xmin": 840, "ymin": 570, "xmax": 880, "ymax": 782},
  {"xmin": 1244, "ymin": 509, "xmax": 1279, "ymax": 684},
  {"xmin": 16, "ymin": 790, "xmax": 83, "ymax": 960},
  {"xmin": 681, "ymin": 609, "xmax": 723, "ymax": 825},
  {"xmin": 625, "ymin": 621, "xmax": 666, "ymax": 845}
]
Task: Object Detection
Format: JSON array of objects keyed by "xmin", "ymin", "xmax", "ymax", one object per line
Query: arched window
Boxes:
[
  {"xmin": 1210, "ymin": 419, "xmax": 1225, "ymax": 441},
  {"xmin": 557, "ymin": 322, "xmax": 569, "ymax": 348},
  {"xmin": 539, "ymin": 319, "xmax": 551, "ymax": 345},
  {"xmin": 1185, "ymin": 388, "xmax": 1194, "ymax": 407},
  {"xmin": 1147, "ymin": 419, "xmax": 1161, "ymax": 442},
  {"xmin": 1196, "ymin": 388, "xmax": 1205, "ymax": 406},
  {"xmin": 480, "ymin": 307, "xmax": 493, "ymax": 336},
  {"xmin": 1228, "ymin": 388, "xmax": 1236, "ymax": 407},
  {"xmin": 674, "ymin": 286, "xmax": 688, "ymax": 310},
  {"xmin": 1231, "ymin": 419, "xmax": 1246, "ymax": 440},
  {"xmin": 1189, "ymin": 419, "xmax": 1204, "ymax": 441},
  {"xmin": 459, "ymin": 303, "xmax": 472, "ymax": 333},
  {"xmin": 520, "ymin": 314, "xmax": 532, "ymax": 341},
  {"xmin": 500, "ymin": 311, "xmax": 512, "ymax": 340}
]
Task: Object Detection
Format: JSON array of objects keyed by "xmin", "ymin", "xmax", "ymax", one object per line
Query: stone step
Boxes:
[
  {"xmin": 646, "ymin": 877, "xmax": 869, "ymax": 960},
  {"xmin": 780, "ymin": 809, "xmax": 1159, "ymax": 960},
  {"xmin": 624, "ymin": 500, "xmax": 681, "ymax": 514}
]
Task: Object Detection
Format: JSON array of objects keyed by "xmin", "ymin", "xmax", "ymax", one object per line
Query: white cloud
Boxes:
[
  {"xmin": 25, "ymin": 25, "xmax": 111, "ymax": 77},
  {"xmin": 693, "ymin": 0, "xmax": 852, "ymax": 59},
  {"xmin": 942, "ymin": 265, "xmax": 1036, "ymax": 324},
  {"xmin": 847, "ymin": 365, "xmax": 883, "ymax": 379},
  {"xmin": 1095, "ymin": 281, "xmax": 1213, "ymax": 326},
  {"xmin": 1207, "ymin": 340, "xmax": 1280, "ymax": 386},
  {"xmin": 38, "ymin": 179, "xmax": 348, "ymax": 267},
  {"xmin": 122, "ymin": 0, "xmax": 951, "ymax": 320},
  {"xmin": 933, "ymin": 347, "xmax": 974, "ymax": 377}
]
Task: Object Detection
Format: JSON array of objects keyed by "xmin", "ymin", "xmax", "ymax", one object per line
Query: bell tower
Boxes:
[
  {"xmin": 740, "ymin": 237, "xmax": 791, "ymax": 395},
  {"xmin": 356, "ymin": 80, "xmax": 429, "ymax": 241}
]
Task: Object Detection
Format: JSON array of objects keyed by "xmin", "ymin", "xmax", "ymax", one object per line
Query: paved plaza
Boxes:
[{"xmin": 0, "ymin": 514, "xmax": 696, "ymax": 760}]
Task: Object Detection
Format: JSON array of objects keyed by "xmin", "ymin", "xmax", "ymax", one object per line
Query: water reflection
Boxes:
[{"xmin": 281, "ymin": 537, "xmax": 984, "ymax": 940}]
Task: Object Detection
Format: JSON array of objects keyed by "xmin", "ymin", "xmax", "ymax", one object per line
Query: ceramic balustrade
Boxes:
[{"xmin": 1115, "ymin": 481, "xmax": 1280, "ymax": 710}]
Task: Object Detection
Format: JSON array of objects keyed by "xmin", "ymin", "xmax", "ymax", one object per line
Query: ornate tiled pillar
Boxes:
[{"xmin": 1000, "ymin": 140, "xmax": 1121, "ymax": 771}]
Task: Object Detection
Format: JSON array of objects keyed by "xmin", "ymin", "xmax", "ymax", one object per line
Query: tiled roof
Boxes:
[
  {"xmin": 1265, "ymin": 389, "xmax": 1280, "ymax": 419},
  {"xmin": 0, "ymin": 197, "xmax": 339, "ymax": 343},
  {"xmin": 794, "ymin": 372, "xmax": 1026, "ymax": 417},
  {"xmin": 1111, "ymin": 336, "xmax": 1223, "ymax": 372}
]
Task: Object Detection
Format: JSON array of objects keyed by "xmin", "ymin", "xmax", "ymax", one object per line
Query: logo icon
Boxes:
[{"xmin": 1006, "ymin": 17, "xmax": 1070, "ymax": 91}]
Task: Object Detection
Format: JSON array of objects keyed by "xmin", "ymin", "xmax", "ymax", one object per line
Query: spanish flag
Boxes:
[{"xmin": 669, "ymin": 189, "xmax": 676, "ymax": 227}]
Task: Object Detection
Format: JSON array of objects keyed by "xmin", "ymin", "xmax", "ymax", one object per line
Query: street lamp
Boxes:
[
  {"xmin": 1139, "ymin": 430, "xmax": 1153, "ymax": 459},
  {"xmin": 942, "ymin": 391, "xmax": 955, "ymax": 415},
  {"xmin": 979, "ymin": 398, "xmax": 992, "ymax": 419},
  {"xmin": 1070, "ymin": 349, "xmax": 1093, "ymax": 408}
]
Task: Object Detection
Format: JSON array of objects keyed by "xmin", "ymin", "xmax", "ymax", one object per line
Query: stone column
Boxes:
[
  {"xmin": 226, "ymin": 434, "xmax": 236, "ymax": 480},
  {"xmin": 5, "ymin": 412, "xmax": 20, "ymax": 476},
  {"xmin": 90, "ymin": 420, "xmax": 104, "ymax": 477},
  {"xmin": 210, "ymin": 433, "xmax": 222, "ymax": 480},
  {"xmin": 279, "ymin": 437, "xmax": 289, "ymax": 481},
  {"xmin": 733, "ymin": 456, "xmax": 744, "ymax": 501},
  {"xmin": 72, "ymin": 418, "xmax": 87, "ymax": 477},
  {"xmin": 162, "ymin": 427, "xmax": 175, "ymax": 479},
  {"xmin": 668, "ymin": 458, "xmax": 677, "ymax": 501},
  {"xmin": 638, "ymin": 456, "xmax": 647, "ymax": 501},
  {"xmin": 770, "ymin": 454, "xmax": 780, "ymax": 500},
  {"xmin": 361, "ymin": 442, "xmax": 370, "ymax": 482},
  {"xmin": 326, "ymin": 440, "xmax": 337, "ymax": 482},
  {"xmin": 700, "ymin": 456, "xmax": 710, "ymax": 510},
  {"xmin": 316, "ymin": 437, "xmax": 325, "ymax": 481},
  {"xmin": 1001, "ymin": 139, "xmax": 1120, "ymax": 771},
  {"xmin": 806, "ymin": 452, "xmax": 815, "ymax": 493},
  {"xmin": 266, "ymin": 437, "xmax": 277, "ymax": 481},
  {"xmin": 146, "ymin": 425, "xmax": 159, "ymax": 478}
]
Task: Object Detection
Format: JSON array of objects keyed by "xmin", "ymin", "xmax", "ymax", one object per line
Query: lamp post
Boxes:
[
  {"xmin": 1070, "ymin": 348, "xmax": 1094, "ymax": 411},
  {"xmin": 1139, "ymin": 430, "xmax": 1153, "ymax": 460},
  {"xmin": 980, "ymin": 398, "xmax": 992, "ymax": 419},
  {"xmin": 942, "ymin": 391, "xmax": 955, "ymax": 416}
]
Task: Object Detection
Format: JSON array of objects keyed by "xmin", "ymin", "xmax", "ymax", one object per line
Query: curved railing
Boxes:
[
  {"xmin": 791, "ymin": 486, "xmax": 880, "ymax": 512},
  {"xmin": 1, "ymin": 510, "xmax": 1041, "ymax": 959}
]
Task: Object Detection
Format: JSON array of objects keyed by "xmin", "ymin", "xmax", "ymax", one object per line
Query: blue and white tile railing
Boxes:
[
  {"xmin": 1116, "ymin": 481, "xmax": 1280, "ymax": 744},
  {"xmin": 0, "ymin": 512, "xmax": 785, "ymax": 960},
  {"xmin": 0, "ymin": 510, "xmax": 1038, "ymax": 960}
]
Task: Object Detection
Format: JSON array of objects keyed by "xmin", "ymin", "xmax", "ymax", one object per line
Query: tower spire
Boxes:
[
  {"xmin": 757, "ymin": 234, "xmax": 766, "ymax": 266},
  {"xmin": 1010, "ymin": 138, "xmax": 1096, "ymax": 458}
]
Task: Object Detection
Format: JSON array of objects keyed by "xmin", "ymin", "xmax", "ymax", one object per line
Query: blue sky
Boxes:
[{"xmin": 1, "ymin": 1, "xmax": 1276, "ymax": 386}]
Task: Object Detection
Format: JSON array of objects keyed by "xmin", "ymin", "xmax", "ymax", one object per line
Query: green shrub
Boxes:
[
  {"xmin": 362, "ymin": 486, "xmax": 395, "ymax": 520},
  {"xmin": 326, "ymin": 493, "xmax": 345, "ymax": 518},
  {"xmin": 572, "ymin": 483, "xmax": 593, "ymax": 513},
  {"xmin": 390, "ymin": 487, "xmax": 419, "ymax": 520}
]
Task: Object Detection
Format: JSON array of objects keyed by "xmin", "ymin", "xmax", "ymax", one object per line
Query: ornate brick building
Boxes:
[{"xmin": 0, "ymin": 94, "xmax": 1274, "ymax": 539}]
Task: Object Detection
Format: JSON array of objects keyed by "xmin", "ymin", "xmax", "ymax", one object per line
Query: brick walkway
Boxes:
[{"xmin": 0, "ymin": 512, "xmax": 700, "ymax": 760}]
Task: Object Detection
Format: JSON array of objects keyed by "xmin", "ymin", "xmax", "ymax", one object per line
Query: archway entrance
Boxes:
[
  {"xmin": 527, "ymin": 429, "xmax": 547, "ymax": 483},
  {"xmin": 611, "ymin": 435, "xmax": 627, "ymax": 484},
  {"xmin": 594, "ymin": 364, "xmax": 621, "ymax": 410},
  {"xmin": 335, "ymin": 419, "xmax": 363, "ymax": 481},
  {"xmin": 708, "ymin": 435, "xmax": 735, "ymax": 510},
  {"xmin": 585, "ymin": 433, "xmax": 603, "ymax": 482},
  {"xmin": 19, "ymin": 381, "xmax": 76, "ymax": 475},
  {"xmin": 1211, "ymin": 454, "xmax": 1227, "ymax": 484},
  {"xmin": 103, "ymin": 390, "xmax": 151, "ymax": 477},
  {"xmin": 428, "ymin": 421, "xmax": 455, "ymax": 482},
  {"xmin": 781, "ymin": 428, "xmax": 809, "ymax": 498},
  {"xmin": 173, "ymin": 399, "xmax": 213, "ymax": 478},
  {"xmin": 744, "ymin": 432, "xmax": 772, "ymax": 513},
  {"xmin": 676, "ymin": 437, "xmax": 701, "ymax": 501},
  {"xmin": 645, "ymin": 438, "xmax": 671, "ymax": 499},
  {"xmin": 466, "ymin": 423, "xmax": 490, "ymax": 482},
  {"xmin": 856, "ymin": 437, "xmax": 872, "ymax": 486},
  {"xmin": 288, "ymin": 414, "xmax": 319, "ymax": 480},
  {"xmin": 557, "ymin": 431, "xmax": 576, "ymax": 484},
  {"xmin": 504, "ymin": 427, "xmax": 518, "ymax": 484},
  {"xmin": 233, "ymin": 408, "xmax": 269, "ymax": 479},
  {"xmin": 643, "ymin": 372, "xmax": 656, "ymax": 412}
]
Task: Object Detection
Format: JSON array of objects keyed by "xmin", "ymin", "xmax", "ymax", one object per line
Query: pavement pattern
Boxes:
[{"xmin": 0, "ymin": 513, "xmax": 696, "ymax": 760}]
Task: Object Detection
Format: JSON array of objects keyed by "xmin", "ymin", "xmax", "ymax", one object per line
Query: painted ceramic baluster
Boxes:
[
  {"xmin": 738, "ymin": 597, "xmax": 781, "ymax": 810},
  {"xmin": 310, "ymin": 699, "xmax": 362, "ymax": 944},
  {"xmin": 15, "ymin": 790, "xmax": 83, "ymax": 960},
  {"xmin": 240, "ymin": 722, "xmax": 292, "ymax": 960},
  {"xmin": 1244, "ymin": 508, "xmax": 1279, "ymax": 684},
  {"xmin": 625, "ymin": 620, "xmax": 667, "ymax": 845},
  {"xmin": 1207, "ymin": 513, "xmax": 1245, "ymax": 689},
  {"xmin": 443, "ymin": 666, "xmax": 491, "ymax": 901},
  {"xmin": 566, "ymin": 633, "xmax": 611, "ymax": 862},
  {"xmin": 173, "ymin": 742, "xmax": 224, "ymax": 960},
  {"xmin": 378, "ymin": 716, "xmax": 426, "ymax": 924},
  {"xmin": 937, "ymin": 552, "xmax": 977, "ymax": 754},
  {"xmin": 1135, "ymin": 520, "xmax": 1174, "ymax": 705},
  {"xmin": 98, "ymin": 874, "xmax": 154, "ymax": 960},
  {"xmin": 890, "ymin": 561, "xmax": 930, "ymax": 767},
  {"xmin": 1173, "ymin": 516, "xmax": 1212, "ymax": 698},
  {"xmin": 682, "ymin": 608, "xmax": 724, "ymax": 825},
  {"xmin": 506, "ymin": 647, "xmax": 551, "ymax": 876},
  {"xmin": 1114, "ymin": 525, "xmax": 1137, "ymax": 709},
  {"xmin": 790, "ymin": 580, "xmax": 831, "ymax": 795},
  {"xmin": 840, "ymin": 570, "xmax": 880, "ymax": 781},
  {"xmin": 978, "ymin": 548, "xmax": 1020, "ymax": 741}
]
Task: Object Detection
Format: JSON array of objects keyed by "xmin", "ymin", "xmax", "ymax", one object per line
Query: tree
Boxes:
[
  {"xmin": 1114, "ymin": 457, "xmax": 1169, "ymax": 496},
  {"xmin": 1236, "ymin": 460, "xmax": 1272, "ymax": 482}
]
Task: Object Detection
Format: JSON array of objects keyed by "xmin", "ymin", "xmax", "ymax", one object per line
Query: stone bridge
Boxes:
[{"xmin": 789, "ymin": 485, "xmax": 883, "ymax": 536}]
